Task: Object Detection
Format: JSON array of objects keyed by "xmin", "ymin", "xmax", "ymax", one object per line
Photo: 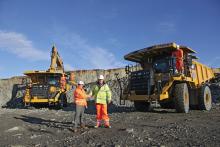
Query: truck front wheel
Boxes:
[
  {"xmin": 134, "ymin": 101, "xmax": 152, "ymax": 112},
  {"xmin": 174, "ymin": 83, "xmax": 189, "ymax": 113},
  {"xmin": 199, "ymin": 85, "xmax": 212, "ymax": 111}
]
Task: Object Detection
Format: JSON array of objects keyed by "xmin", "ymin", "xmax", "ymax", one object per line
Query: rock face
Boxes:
[
  {"xmin": 0, "ymin": 77, "xmax": 26, "ymax": 107},
  {"xmin": 67, "ymin": 68, "xmax": 126, "ymax": 84},
  {"xmin": 66, "ymin": 68, "xmax": 131, "ymax": 106},
  {"xmin": 0, "ymin": 68, "xmax": 129, "ymax": 108}
]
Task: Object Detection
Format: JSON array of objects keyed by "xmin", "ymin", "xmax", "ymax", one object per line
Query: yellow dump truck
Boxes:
[
  {"xmin": 23, "ymin": 45, "xmax": 73, "ymax": 108},
  {"xmin": 122, "ymin": 43, "xmax": 215, "ymax": 113}
]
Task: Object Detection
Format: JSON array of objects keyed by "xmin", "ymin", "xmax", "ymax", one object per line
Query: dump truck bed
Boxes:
[
  {"xmin": 124, "ymin": 42, "xmax": 196, "ymax": 62},
  {"xmin": 191, "ymin": 60, "xmax": 215, "ymax": 87}
]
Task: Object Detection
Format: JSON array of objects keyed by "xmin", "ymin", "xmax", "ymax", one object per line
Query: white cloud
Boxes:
[
  {"xmin": 53, "ymin": 32, "xmax": 124, "ymax": 69},
  {"xmin": 64, "ymin": 63, "xmax": 75, "ymax": 71},
  {"xmin": 0, "ymin": 30, "xmax": 49, "ymax": 61}
]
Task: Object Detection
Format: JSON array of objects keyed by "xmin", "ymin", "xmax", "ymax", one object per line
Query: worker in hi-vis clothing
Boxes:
[
  {"xmin": 60, "ymin": 73, "xmax": 66, "ymax": 91},
  {"xmin": 90, "ymin": 75, "xmax": 112, "ymax": 128},
  {"xmin": 172, "ymin": 45, "xmax": 184, "ymax": 73},
  {"xmin": 73, "ymin": 81, "xmax": 90, "ymax": 132}
]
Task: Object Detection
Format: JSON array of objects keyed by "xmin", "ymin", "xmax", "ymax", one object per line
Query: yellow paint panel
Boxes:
[
  {"xmin": 160, "ymin": 92, "xmax": 169, "ymax": 100},
  {"xmin": 24, "ymin": 97, "xmax": 59, "ymax": 103},
  {"xmin": 192, "ymin": 60, "xmax": 215, "ymax": 86}
]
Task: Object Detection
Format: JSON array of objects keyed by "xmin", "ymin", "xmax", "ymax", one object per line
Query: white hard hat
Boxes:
[
  {"xmin": 98, "ymin": 75, "xmax": 104, "ymax": 80},
  {"xmin": 176, "ymin": 45, "xmax": 180, "ymax": 49},
  {"xmin": 78, "ymin": 81, "xmax": 84, "ymax": 85}
]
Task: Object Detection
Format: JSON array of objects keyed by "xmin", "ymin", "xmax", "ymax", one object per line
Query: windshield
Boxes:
[
  {"xmin": 47, "ymin": 76, "xmax": 60, "ymax": 86},
  {"xmin": 153, "ymin": 59, "xmax": 169, "ymax": 73},
  {"xmin": 30, "ymin": 74, "xmax": 61, "ymax": 85}
]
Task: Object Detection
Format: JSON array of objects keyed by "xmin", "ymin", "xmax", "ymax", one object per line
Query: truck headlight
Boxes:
[{"xmin": 49, "ymin": 86, "xmax": 56, "ymax": 93}]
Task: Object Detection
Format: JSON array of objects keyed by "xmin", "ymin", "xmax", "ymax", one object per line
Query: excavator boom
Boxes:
[{"xmin": 48, "ymin": 45, "xmax": 64, "ymax": 73}]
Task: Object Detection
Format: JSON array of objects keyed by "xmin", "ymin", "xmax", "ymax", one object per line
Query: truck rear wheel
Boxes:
[
  {"xmin": 199, "ymin": 85, "xmax": 212, "ymax": 111},
  {"xmin": 134, "ymin": 101, "xmax": 152, "ymax": 112},
  {"xmin": 174, "ymin": 83, "xmax": 189, "ymax": 113}
]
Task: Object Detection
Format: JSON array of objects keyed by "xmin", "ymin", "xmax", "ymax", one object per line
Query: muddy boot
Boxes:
[
  {"xmin": 105, "ymin": 126, "xmax": 111, "ymax": 128},
  {"xmin": 94, "ymin": 121, "xmax": 101, "ymax": 128},
  {"xmin": 104, "ymin": 121, "xmax": 111, "ymax": 128}
]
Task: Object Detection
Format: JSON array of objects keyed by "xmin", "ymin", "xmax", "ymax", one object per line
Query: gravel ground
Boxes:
[{"xmin": 0, "ymin": 104, "xmax": 220, "ymax": 147}]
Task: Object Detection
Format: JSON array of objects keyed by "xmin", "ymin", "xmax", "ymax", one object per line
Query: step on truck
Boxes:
[{"xmin": 122, "ymin": 43, "xmax": 215, "ymax": 113}]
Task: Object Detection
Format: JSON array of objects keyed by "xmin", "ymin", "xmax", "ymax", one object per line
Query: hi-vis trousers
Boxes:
[{"xmin": 96, "ymin": 103, "xmax": 110, "ymax": 126}]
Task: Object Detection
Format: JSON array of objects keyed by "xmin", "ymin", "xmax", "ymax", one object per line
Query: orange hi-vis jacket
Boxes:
[
  {"xmin": 172, "ymin": 49, "xmax": 184, "ymax": 72},
  {"xmin": 74, "ymin": 87, "xmax": 88, "ymax": 106}
]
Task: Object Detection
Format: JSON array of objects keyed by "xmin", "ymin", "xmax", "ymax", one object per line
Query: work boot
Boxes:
[
  {"xmin": 104, "ymin": 125, "xmax": 112, "ymax": 128},
  {"xmin": 94, "ymin": 121, "xmax": 101, "ymax": 128},
  {"xmin": 104, "ymin": 121, "xmax": 111, "ymax": 128},
  {"xmin": 94, "ymin": 124, "xmax": 100, "ymax": 128}
]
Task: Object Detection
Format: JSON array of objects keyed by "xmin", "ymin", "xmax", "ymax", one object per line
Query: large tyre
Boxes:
[
  {"xmin": 198, "ymin": 85, "xmax": 212, "ymax": 111},
  {"xmin": 134, "ymin": 101, "xmax": 152, "ymax": 112},
  {"xmin": 174, "ymin": 83, "xmax": 190, "ymax": 113}
]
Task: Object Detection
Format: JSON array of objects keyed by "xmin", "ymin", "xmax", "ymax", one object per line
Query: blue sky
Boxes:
[{"xmin": 0, "ymin": 0, "xmax": 220, "ymax": 78}]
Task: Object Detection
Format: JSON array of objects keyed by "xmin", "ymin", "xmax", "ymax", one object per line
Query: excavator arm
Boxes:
[{"xmin": 48, "ymin": 45, "xmax": 64, "ymax": 73}]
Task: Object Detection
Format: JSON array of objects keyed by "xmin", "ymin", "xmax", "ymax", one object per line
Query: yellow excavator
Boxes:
[{"xmin": 23, "ymin": 45, "xmax": 73, "ymax": 108}]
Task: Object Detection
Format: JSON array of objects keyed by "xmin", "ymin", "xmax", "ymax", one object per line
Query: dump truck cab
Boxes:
[{"xmin": 123, "ymin": 43, "xmax": 214, "ymax": 113}]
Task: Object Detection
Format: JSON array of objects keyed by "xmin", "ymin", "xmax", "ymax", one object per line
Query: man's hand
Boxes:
[
  {"xmin": 87, "ymin": 95, "xmax": 94, "ymax": 101},
  {"xmin": 87, "ymin": 94, "xmax": 92, "ymax": 99}
]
